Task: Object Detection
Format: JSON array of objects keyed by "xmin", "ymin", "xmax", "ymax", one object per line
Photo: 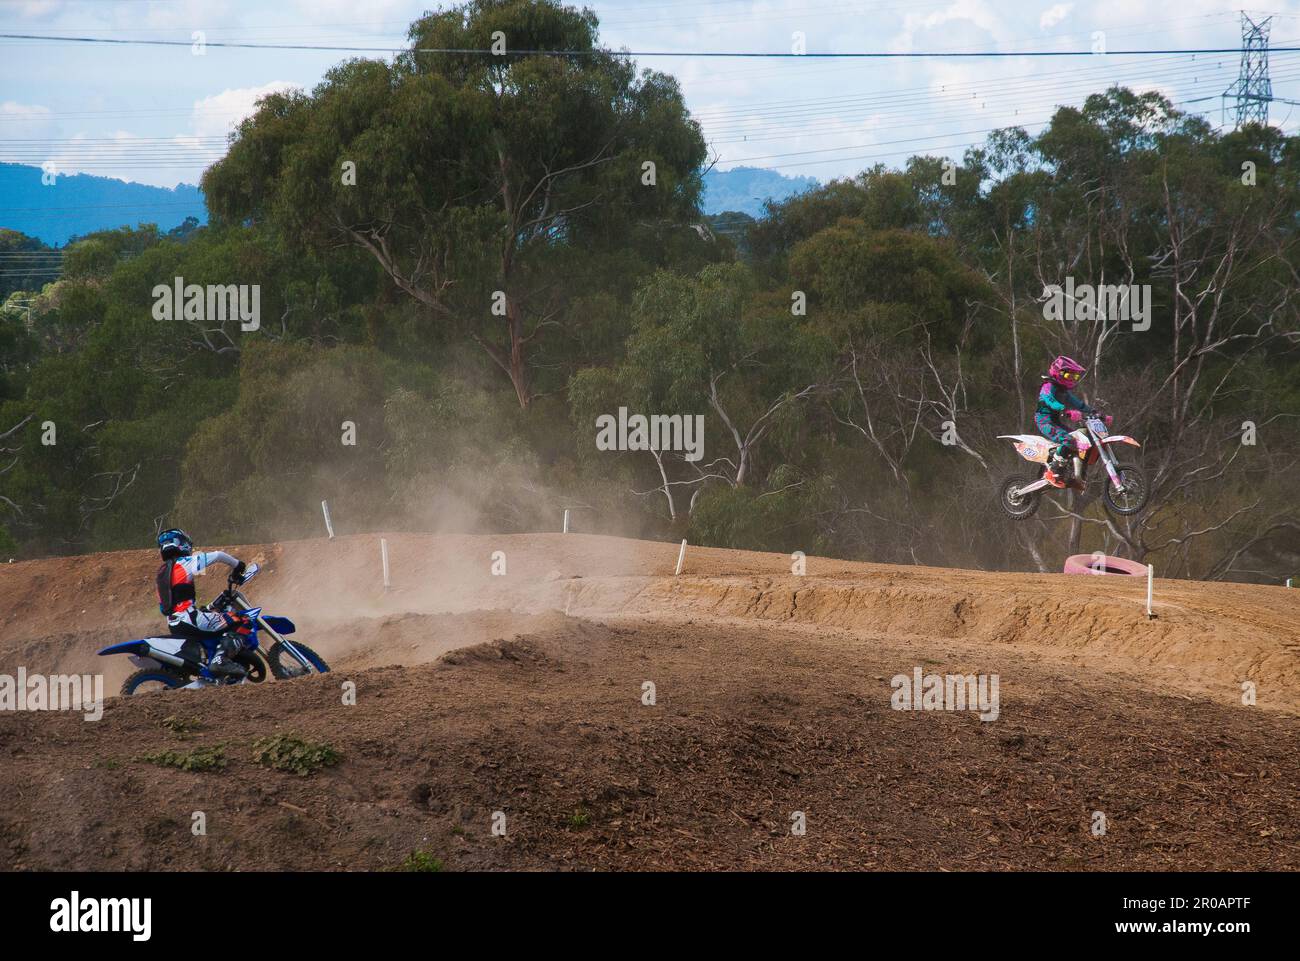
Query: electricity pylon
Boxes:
[{"xmin": 1222, "ymin": 13, "xmax": 1273, "ymax": 128}]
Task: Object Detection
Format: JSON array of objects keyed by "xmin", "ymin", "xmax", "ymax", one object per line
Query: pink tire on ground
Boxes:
[{"xmin": 1062, "ymin": 553, "xmax": 1146, "ymax": 576}]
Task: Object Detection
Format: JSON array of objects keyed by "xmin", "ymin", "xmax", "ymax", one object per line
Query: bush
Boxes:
[
  {"xmin": 398, "ymin": 850, "xmax": 444, "ymax": 872},
  {"xmin": 139, "ymin": 745, "xmax": 227, "ymax": 772},
  {"xmin": 250, "ymin": 734, "xmax": 341, "ymax": 776}
]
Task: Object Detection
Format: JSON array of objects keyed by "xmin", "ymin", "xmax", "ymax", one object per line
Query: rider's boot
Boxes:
[
  {"xmin": 207, "ymin": 637, "xmax": 247, "ymax": 680},
  {"xmin": 1045, "ymin": 445, "xmax": 1071, "ymax": 488},
  {"xmin": 1066, "ymin": 454, "xmax": 1087, "ymax": 491}
]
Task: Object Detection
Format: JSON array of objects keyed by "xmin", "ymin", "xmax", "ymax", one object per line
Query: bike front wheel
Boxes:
[
  {"xmin": 266, "ymin": 640, "xmax": 330, "ymax": 679},
  {"xmin": 1103, "ymin": 464, "xmax": 1148, "ymax": 516}
]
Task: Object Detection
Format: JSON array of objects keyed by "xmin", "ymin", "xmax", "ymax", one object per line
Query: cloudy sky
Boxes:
[{"xmin": 3, "ymin": 0, "xmax": 1300, "ymax": 189}]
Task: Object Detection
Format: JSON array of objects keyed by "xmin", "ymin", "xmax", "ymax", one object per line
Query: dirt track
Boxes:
[{"xmin": 1, "ymin": 533, "xmax": 1298, "ymax": 870}]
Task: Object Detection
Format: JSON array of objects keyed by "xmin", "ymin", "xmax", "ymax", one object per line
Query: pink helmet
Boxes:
[{"xmin": 1048, "ymin": 355, "xmax": 1086, "ymax": 388}]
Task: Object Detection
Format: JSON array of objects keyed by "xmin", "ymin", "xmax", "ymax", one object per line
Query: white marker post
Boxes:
[
  {"xmin": 380, "ymin": 537, "xmax": 391, "ymax": 591},
  {"xmin": 563, "ymin": 508, "xmax": 571, "ymax": 534},
  {"xmin": 1146, "ymin": 564, "xmax": 1155, "ymax": 619},
  {"xmin": 321, "ymin": 500, "xmax": 335, "ymax": 540},
  {"xmin": 675, "ymin": 538, "xmax": 687, "ymax": 576}
]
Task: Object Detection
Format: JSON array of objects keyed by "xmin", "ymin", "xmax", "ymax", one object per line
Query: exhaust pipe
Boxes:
[{"xmin": 145, "ymin": 646, "xmax": 189, "ymax": 669}]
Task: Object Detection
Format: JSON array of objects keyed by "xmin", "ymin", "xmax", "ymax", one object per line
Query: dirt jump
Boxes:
[{"xmin": 1, "ymin": 533, "xmax": 1297, "ymax": 871}]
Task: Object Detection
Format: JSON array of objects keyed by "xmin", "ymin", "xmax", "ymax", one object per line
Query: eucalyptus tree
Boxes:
[{"xmin": 203, "ymin": 0, "xmax": 707, "ymax": 408}]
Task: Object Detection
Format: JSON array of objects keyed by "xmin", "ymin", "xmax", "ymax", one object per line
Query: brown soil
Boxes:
[{"xmin": 1, "ymin": 533, "xmax": 1297, "ymax": 870}]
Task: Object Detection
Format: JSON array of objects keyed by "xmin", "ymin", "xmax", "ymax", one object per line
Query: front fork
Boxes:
[
  {"xmin": 1097, "ymin": 443, "xmax": 1124, "ymax": 490},
  {"xmin": 232, "ymin": 591, "xmax": 315, "ymax": 673},
  {"xmin": 1077, "ymin": 427, "xmax": 1125, "ymax": 492}
]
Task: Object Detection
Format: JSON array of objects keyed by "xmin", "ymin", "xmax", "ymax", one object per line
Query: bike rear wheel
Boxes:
[
  {"xmin": 998, "ymin": 472, "xmax": 1042, "ymax": 520},
  {"xmin": 121, "ymin": 669, "xmax": 188, "ymax": 696}
]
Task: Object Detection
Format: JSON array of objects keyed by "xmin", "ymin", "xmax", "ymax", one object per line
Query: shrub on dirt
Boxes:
[
  {"xmin": 139, "ymin": 745, "xmax": 227, "ymax": 772},
  {"xmin": 565, "ymin": 809, "xmax": 591, "ymax": 830},
  {"xmin": 397, "ymin": 850, "xmax": 444, "ymax": 873},
  {"xmin": 250, "ymin": 734, "xmax": 341, "ymax": 776},
  {"xmin": 161, "ymin": 715, "xmax": 204, "ymax": 737}
]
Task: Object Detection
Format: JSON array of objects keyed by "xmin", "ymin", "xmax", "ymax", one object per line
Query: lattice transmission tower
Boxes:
[{"xmin": 1222, "ymin": 13, "xmax": 1274, "ymax": 128}]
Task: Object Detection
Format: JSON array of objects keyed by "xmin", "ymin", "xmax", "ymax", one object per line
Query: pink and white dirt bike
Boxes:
[{"xmin": 996, "ymin": 415, "xmax": 1148, "ymax": 520}]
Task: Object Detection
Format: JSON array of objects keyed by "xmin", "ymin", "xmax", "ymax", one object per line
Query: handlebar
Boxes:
[{"xmin": 226, "ymin": 561, "xmax": 259, "ymax": 590}]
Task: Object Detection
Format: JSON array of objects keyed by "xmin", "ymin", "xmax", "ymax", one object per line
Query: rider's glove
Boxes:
[
  {"xmin": 221, "ymin": 611, "xmax": 253, "ymax": 636},
  {"xmin": 1103, "ymin": 414, "xmax": 1114, "ymax": 427},
  {"xmin": 232, "ymin": 560, "xmax": 247, "ymax": 584},
  {"xmin": 1065, "ymin": 409, "xmax": 1083, "ymax": 422}
]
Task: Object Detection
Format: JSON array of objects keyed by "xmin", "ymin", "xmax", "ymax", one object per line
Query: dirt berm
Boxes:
[{"xmin": 0, "ymin": 533, "xmax": 1297, "ymax": 870}]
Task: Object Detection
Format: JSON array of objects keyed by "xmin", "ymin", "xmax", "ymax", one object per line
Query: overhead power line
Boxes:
[
  {"xmin": 4, "ymin": 59, "xmax": 1287, "ymax": 168},
  {"xmin": 5, "ymin": 32, "xmax": 1300, "ymax": 58}
]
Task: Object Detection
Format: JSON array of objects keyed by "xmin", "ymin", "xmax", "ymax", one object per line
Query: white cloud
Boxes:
[
  {"xmin": 11, "ymin": 1, "xmax": 63, "ymax": 19},
  {"xmin": 890, "ymin": 0, "xmax": 1008, "ymax": 54},
  {"xmin": 140, "ymin": 0, "xmax": 237, "ymax": 31},
  {"xmin": 38, "ymin": 131, "xmax": 207, "ymax": 188},
  {"xmin": 1131, "ymin": 82, "xmax": 1177, "ymax": 103},
  {"xmin": 3, "ymin": 83, "xmax": 302, "ymax": 189},
  {"xmin": 1, "ymin": 101, "xmax": 54, "ymax": 122},
  {"xmin": 1039, "ymin": 4, "xmax": 1074, "ymax": 31},
  {"xmin": 189, "ymin": 81, "xmax": 300, "ymax": 140},
  {"xmin": 0, "ymin": 100, "xmax": 58, "ymax": 140},
  {"xmin": 292, "ymin": 0, "xmax": 410, "ymax": 20},
  {"xmin": 14, "ymin": 82, "xmax": 298, "ymax": 188}
]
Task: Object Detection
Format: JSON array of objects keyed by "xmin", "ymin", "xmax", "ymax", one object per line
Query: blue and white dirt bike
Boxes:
[{"xmin": 98, "ymin": 563, "xmax": 330, "ymax": 696}]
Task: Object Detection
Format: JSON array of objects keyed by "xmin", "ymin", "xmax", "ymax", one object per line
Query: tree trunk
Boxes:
[{"xmin": 505, "ymin": 297, "xmax": 530, "ymax": 409}]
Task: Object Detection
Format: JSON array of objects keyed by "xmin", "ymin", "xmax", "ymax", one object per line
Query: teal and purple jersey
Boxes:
[{"xmin": 1035, "ymin": 380, "xmax": 1094, "ymax": 445}]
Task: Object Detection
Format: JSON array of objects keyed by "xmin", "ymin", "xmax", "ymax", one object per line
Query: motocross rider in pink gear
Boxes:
[{"xmin": 1034, "ymin": 355, "xmax": 1102, "ymax": 491}]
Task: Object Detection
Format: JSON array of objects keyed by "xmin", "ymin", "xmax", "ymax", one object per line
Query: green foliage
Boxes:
[
  {"xmin": 398, "ymin": 850, "xmax": 444, "ymax": 872},
  {"xmin": 202, "ymin": 0, "xmax": 709, "ymax": 407},
  {"xmin": 791, "ymin": 223, "xmax": 991, "ymax": 345},
  {"xmin": 139, "ymin": 745, "xmax": 228, "ymax": 772},
  {"xmin": 1, "ymin": 32, "xmax": 1295, "ymax": 584},
  {"xmin": 564, "ymin": 808, "xmax": 591, "ymax": 829},
  {"xmin": 251, "ymin": 734, "xmax": 341, "ymax": 776},
  {"xmin": 688, "ymin": 470, "xmax": 835, "ymax": 554},
  {"xmin": 0, "ymin": 229, "xmax": 56, "ymax": 302},
  {"xmin": 175, "ymin": 341, "xmax": 391, "ymax": 541},
  {"xmin": 161, "ymin": 715, "xmax": 204, "ymax": 736}
]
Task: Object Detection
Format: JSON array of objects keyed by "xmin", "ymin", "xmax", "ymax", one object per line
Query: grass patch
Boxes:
[
  {"xmin": 161, "ymin": 715, "xmax": 204, "ymax": 737},
  {"xmin": 251, "ymin": 734, "xmax": 341, "ymax": 777},
  {"xmin": 398, "ymin": 850, "xmax": 444, "ymax": 873},
  {"xmin": 565, "ymin": 808, "xmax": 591, "ymax": 830},
  {"xmin": 139, "ymin": 745, "xmax": 227, "ymax": 772}
]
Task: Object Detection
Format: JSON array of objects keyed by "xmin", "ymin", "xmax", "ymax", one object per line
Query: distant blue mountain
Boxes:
[
  {"xmin": 0, "ymin": 161, "xmax": 809, "ymax": 246},
  {"xmin": 701, "ymin": 166, "xmax": 818, "ymax": 217},
  {"xmin": 0, "ymin": 164, "xmax": 207, "ymax": 246}
]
